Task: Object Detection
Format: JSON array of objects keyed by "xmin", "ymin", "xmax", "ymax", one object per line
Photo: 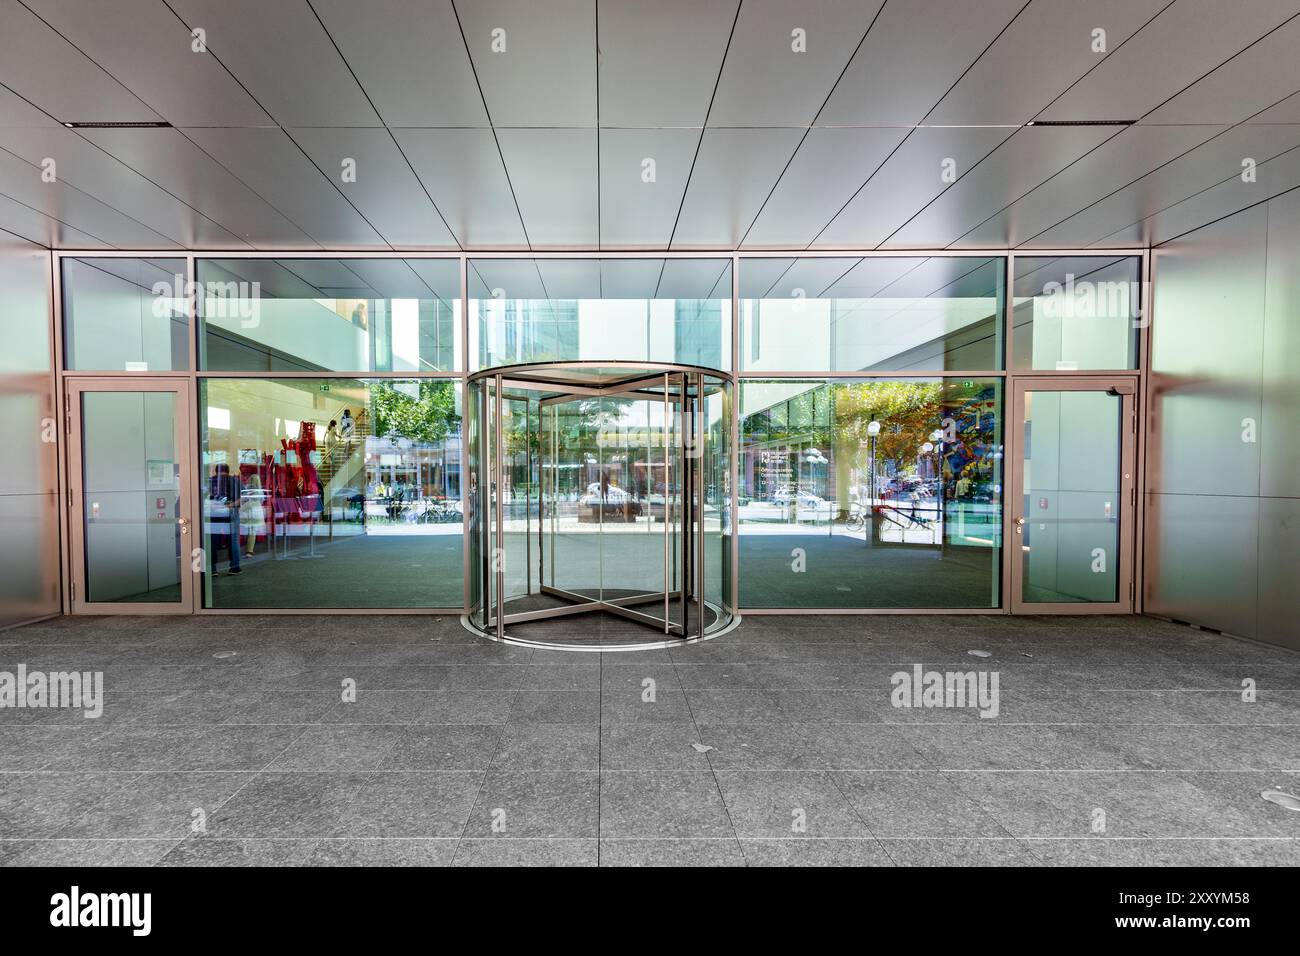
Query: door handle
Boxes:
[
  {"xmin": 178, "ymin": 517, "xmax": 189, "ymax": 535},
  {"xmin": 1014, "ymin": 516, "xmax": 1025, "ymax": 535}
]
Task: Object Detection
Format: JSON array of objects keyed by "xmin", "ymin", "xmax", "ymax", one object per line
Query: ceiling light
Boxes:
[
  {"xmin": 1026, "ymin": 119, "xmax": 1136, "ymax": 127},
  {"xmin": 61, "ymin": 121, "xmax": 172, "ymax": 129}
]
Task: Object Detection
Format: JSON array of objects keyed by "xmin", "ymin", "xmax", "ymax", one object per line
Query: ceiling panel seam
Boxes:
[
  {"xmin": 13, "ymin": 2, "xmax": 283, "ymax": 246},
  {"xmin": 662, "ymin": 0, "xmax": 745, "ymax": 259},
  {"xmin": 1095, "ymin": 139, "xmax": 1300, "ymax": 248},
  {"xmin": 734, "ymin": 0, "xmax": 891, "ymax": 248},
  {"xmin": 153, "ymin": 0, "xmax": 398, "ymax": 250},
  {"xmin": 960, "ymin": 7, "xmax": 1300, "ymax": 248},
  {"xmin": 305, "ymin": 0, "xmax": 462, "ymax": 251},
  {"xmin": 0, "ymin": 185, "xmax": 122, "ymax": 249},
  {"xmin": 448, "ymin": 0, "xmax": 533, "ymax": 252},
  {"xmin": 804, "ymin": 0, "xmax": 1035, "ymax": 249},
  {"xmin": 1018, "ymin": 85, "xmax": 1300, "ymax": 247}
]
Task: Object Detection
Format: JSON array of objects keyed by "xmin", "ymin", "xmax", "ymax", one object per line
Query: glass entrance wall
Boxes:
[{"xmin": 55, "ymin": 249, "xmax": 1149, "ymax": 617}]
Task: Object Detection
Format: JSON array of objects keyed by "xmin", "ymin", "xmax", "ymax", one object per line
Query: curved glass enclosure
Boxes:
[{"xmin": 466, "ymin": 362, "xmax": 734, "ymax": 649}]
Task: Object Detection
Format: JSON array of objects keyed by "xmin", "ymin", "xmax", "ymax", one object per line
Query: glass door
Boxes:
[
  {"xmin": 1010, "ymin": 378, "xmax": 1136, "ymax": 613},
  {"xmin": 66, "ymin": 379, "xmax": 195, "ymax": 613}
]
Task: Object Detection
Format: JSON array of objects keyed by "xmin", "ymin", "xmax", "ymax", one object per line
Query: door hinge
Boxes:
[{"xmin": 66, "ymin": 486, "xmax": 73, "ymax": 509}]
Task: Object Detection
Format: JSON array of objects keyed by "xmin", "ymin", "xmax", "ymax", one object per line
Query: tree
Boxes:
[{"xmin": 369, "ymin": 380, "xmax": 458, "ymax": 444}]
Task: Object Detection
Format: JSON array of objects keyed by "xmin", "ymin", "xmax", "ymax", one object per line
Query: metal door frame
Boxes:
[
  {"xmin": 1008, "ymin": 376, "xmax": 1138, "ymax": 614},
  {"xmin": 64, "ymin": 376, "xmax": 196, "ymax": 614}
]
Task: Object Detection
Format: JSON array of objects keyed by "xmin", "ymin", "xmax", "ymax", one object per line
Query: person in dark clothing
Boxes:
[{"xmin": 207, "ymin": 464, "xmax": 243, "ymax": 574}]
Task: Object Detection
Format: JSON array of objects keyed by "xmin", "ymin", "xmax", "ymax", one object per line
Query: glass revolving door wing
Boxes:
[{"xmin": 465, "ymin": 363, "xmax": 734, "ymax": 649}]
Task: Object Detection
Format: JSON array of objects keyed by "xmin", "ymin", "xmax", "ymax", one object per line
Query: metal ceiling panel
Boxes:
[
  {"xmin": 927, "ymin": 0, "xmax": 1170, "ymax": 127},
  {"xmin": 22, "ymin": 0, "xmax": 272, "ymax": 127},
  {"xmin": 598, "ymin": 0, "xmax": 737, "ymax": 127},
  {"xmin": 166, "ymin": 0, "xmax": 381, "ymax": 127},
  {"xmin": 454, "ymin": 0, "xmax": 597, "ymax": 127},
  {"xmin": 393, "ymin": 129, "xmax": 527, "ymax": 248},
  {"xmin": 815, "ymin": 127, "xmax": 1011, "ymax": 249},
  {"xmin": 0, "ymin": 191, "xmax": 107, "ymax": 248},
  {"xmin": 290, "ymin": 128, "xmax": 457, "ymax": 248},
  {"xmin": 0, "ymin": 0, "xmax": 161, "ymax": 123},
  {"xmin": 598, "ymin": 129, "xmax": 698, "ymax": 248},
  {"xmin": 1141, "ymin": 14, "xmax": 1300, "ymax": 125},
  {"xmin": 742, "ymin": 128, "xmax": 909, "ymax": 248},
  {"xmin": 0, "ymin": 82, "xmax": 60, "ymax": 128},
  {"xmin": 708, "ymin": 0, "xmax": 885, "ymax": 127},
  {"xmin": 957, "ymin": 124, "xmax": 1221, "ymax": 246},
  {"xmin": 1249, "ymin": 90, "xmax": 1300, "ymax": 123},
  {"xmin": 1039, "ymin": 0, "xmax": 1300, "ymax": 122},
  {"xmin": 1137, "ymin": 142, "xmax": 1300, "ymax": 245},
  {"xmin": 0, "ymin": 125, "xmax": 245, "ymax": 248},
  {"xmin": 817, "ymin": 0, "xmax": 1026, "ymax": 127},
  {"xmin": 79, "ymin": 127, "xmax": 310, "ymax": 248},
  {"xmin": 1034, "ymin": 123, "xmax": 1300, "ymax": 247},
  {"xmin": 180, "ymin": 127, "xmax": 385, "ymax": 248},
  {"xmin": 495, "ymin": 129, "xmax": 598, "ymax": 247},
  {"xmin": 310, "ymin": 0, "xmax": 488, "ymax": 127},
  {"xmin": 887, "ymin": 125, "xmax": 1118, "ymax": 248},
  {"xmin": 0, "ymin": 147, "xmax": 180, "ymax": 248},
  {"xmin": 671, "ymin": 128, "xmax": 804, "ymax": 248}
]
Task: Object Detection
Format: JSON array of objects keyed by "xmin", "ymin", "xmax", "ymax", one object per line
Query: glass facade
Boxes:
[
  {"xmin": 739, "ymin": 378, "xmax": 1003, "ymax": 608},
  {"xmin": 740, "ymin": 256, "xmax": 1004, "ymax": 372},
  {"xmin": 198, "ymin": 258, "xmax": 460, "ymax": 373},
  {"xmin": 63, "ymin": 257, "xmax": 188, "ymax": 371},
  {"xmin": 469, "ymin": 258, "xmax": 731, "ymax": 370},
  {"xmin": 199, "ymin": 377, "xmax": 462, "ymax": 608},
  {"xmin": 1012, "ymin": 256, "xmax": 1141, "ymax": 371},
  {"xmin": 51, "ymin": 251, "xmax": 1145, "ymax": 616}
]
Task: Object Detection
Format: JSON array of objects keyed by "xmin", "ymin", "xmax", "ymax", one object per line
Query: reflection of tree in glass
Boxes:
[{"xmin": 369, "ymin": 380, "xmax": 458, "ymax": 443}]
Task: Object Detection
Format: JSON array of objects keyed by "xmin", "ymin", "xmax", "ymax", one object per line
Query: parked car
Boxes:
[{"xmin": 578, "ymin": 482, "xmax": 642, "ymax": 519}]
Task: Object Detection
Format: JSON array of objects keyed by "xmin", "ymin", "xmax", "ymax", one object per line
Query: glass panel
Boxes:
[
  {"xmin": 0, "ymin": 247, "xmax": 59, "ymax": 627},
  {"xmin": 739, "ymin": 378, "xmax": 1003, "ymax": 608},
  {"xmin": 1012, "ymin": 256, "xmax": 1141, "ymax": 370},
  {"xmin": 199, "ymin": 378, "xmax": 462, "ymax": 608},
  {"xmin": 63, "ymin": 258, "xmax": 188, "ymax": 371},
  {"xmin": 81, "ymin": 390, "xmax": 183, "ymax": 604},
  {"xmin": 469, "ymin": 258, "xmax": 731, "ymax": 370},
  {"xmin": 1020, "ymin": 390, "xmax": 1121, "ymax": 603},
  {"xmin": 740, "ymin": 257, "xmax": 1004, "ymax": 372},
  {"xmin": 198, "ymin": 258, "xmax": 460, "ymax": 372}
]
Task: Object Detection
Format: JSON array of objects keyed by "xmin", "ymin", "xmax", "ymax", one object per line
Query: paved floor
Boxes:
[{"xmin": 1, "ymin": 613, "xmax": 1298, "ymax": 867}]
